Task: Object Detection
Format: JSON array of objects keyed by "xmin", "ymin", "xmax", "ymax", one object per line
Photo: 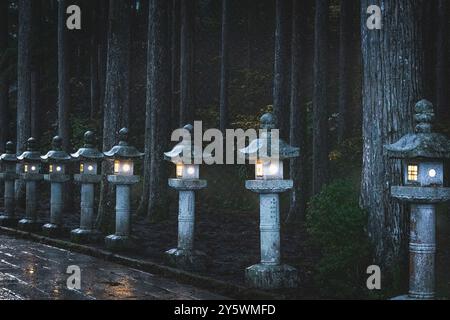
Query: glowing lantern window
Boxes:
[
  {"xmin": 114, "ymin": 159, "xmax": 133, "ymax": 176},
  {"xmin": 407, "ymin": 165, "xmax": 418, "ymax": 182}
]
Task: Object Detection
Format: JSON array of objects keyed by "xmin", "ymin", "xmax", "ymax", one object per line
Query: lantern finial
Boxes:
[
  {"xmin": 52, "ymin": 136, "xmax": 63, "ymax": 150},
  {"xmin": 415, "ymin": 99, "xmax": 434, "ymax": 134},
  {"xmin": 84, "ymin": 131, "xmax": 95, "ymax": 148},
  {"xmin": 118, "ymin": 128, "xmax": 129, "ymax": 146},
  {"xmin": 27, "ymin": 137, "xmax": 37, "ymax": 151},
  {"xmin": 5, "ymin": 141, "xmax": 14, "ymax": 154},
  {"xmin": 260, "ymin": 112, "xmax": 277, "ymax": 130}
]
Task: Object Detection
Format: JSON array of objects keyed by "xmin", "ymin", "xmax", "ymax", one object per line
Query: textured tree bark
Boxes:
[
  {"xmin": 273, "ymin": 0, "xmax": 290, "ymax": 140},
  {"xmin": 57, "ymin": 0, "xmax": 70, "ymax": 151},
  {"xmin": 179, "ymin": 0, "xmax": 195, "ymax": 126},
  {"xmin": 146, "ymin": 0, "xmax": 170, "ymax": 220},
  {"xmin": 0, "ymin": 0, "xmax": 9, "ymax": 152},
  {"xmin": 17, "ymin": 0, "xmax": 32, "ymax": 155},
  {"xmin": 337, "ymin": 0, "xmax": 359, "ymax": 144},
  {"xmin": 31, "ymin": 0, "xmax": 42, "ymax": 141},
  {"xmin": 219, "ymin": 0, "xmax": 230, "ymax": 133},
  {"xmin": 435, "ymin": 0, "xmax": 449, "ymax": 121},
  {"xmin": 287, "ymin": 0, "xmax": 310, "ymax": 223},
  {"xmin": 170, "ymin": 0, "xmax": 180, "ymax": 131},
  {"xmin": 16, "ymin": 0, "xmax": 32, "ymax": 201},
  {"xmin": 361, "ymin": 0, "xmax": 424, "ymax": 274},
  {"xmin": 96, "ymin": 0, "xmax": 131, "ymax": 231},
  {"xmin": 90, "ymin": 1, "xmax": 100, "ymax": 120},
  {"xmin": 312, "ymin": 0, "xmax": 329, "ymax": 195}
]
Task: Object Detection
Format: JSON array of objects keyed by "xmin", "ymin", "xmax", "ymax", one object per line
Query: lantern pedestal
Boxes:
[
  {"xmin": 245, "ymin": 179, "xmax": 298, "ymax": 289},
  {"xmin": 105, "ymin": 175, "xmax": 140, "ymax": 251},
  {"xmin": 391, "ymin": 185, "xmax": 450, "ymax": 300},
  {"xmin": 18, "ymin": 173, "xmax": 43, "ymax": 232},
  {"xmin": 42, "ymin": 173, "xmax": 71, "ymax": 237},
  {"xmin": 71, "ymin": 174, "xmax": 102, "ymax": 243},
  {"xmin": 0, "ymin": 172, "xmax": 19, "ymax": 226},
  {"xmin": 165, "ymin": 178, "xmax": 207, "ymax": 271}
]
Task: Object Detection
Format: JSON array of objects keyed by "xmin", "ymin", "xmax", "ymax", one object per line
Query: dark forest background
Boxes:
[{"xmin": 0, "ymin": 0, "xmax": 449, "ymax": 299}]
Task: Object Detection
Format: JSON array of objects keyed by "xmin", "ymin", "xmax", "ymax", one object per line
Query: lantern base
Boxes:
[
  {"xmin": 391, "ymin": 294, "xmax": 435, "ymax": 300},
  {"xmin": 245, "ymin": 263, "xmax": 298, "ymax": 289},
  {"xmin": 0, "ymin": 215, "xmax": 19, "ymax": 227},
  {"xmin": 42, "ymin": 223, "xmax": 64, "ymax": 238},
  {"xmin": 17, "ymin": 219, "xmax": 41, "ymax": 232},
  {"xmin": 70, "ymin": 228, "xmax": 102, "ymax": 244},
  {"xmin": 165, "ymin": 248, "xmax": 208, "ymax": 271},
  {"xmin": 105, "ymin": 234, "xmax": 135, "ymax": 251}
]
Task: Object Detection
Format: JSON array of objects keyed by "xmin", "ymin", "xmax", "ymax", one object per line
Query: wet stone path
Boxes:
[{"xmin": 0, "ymin": 234, "xmax": 227, "ymax": 300}]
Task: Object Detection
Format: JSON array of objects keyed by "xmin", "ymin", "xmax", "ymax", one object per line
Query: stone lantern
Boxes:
[
  {"xmin": 163, "ymin": 124, "xmax": 210, "ymax": 270},
  {"xmin": 239, "ymin": 112, "xmax": 300, "ymax": 289},
  {"xmin": 41, "ymin": 136, "xmax": 72, "ymax": 236},
  {"xmin": 17, "ymin": 137, "xmax": 43, "ymax": 231},
  {"xmin": 385, "ymin": 100, "xmax": 450, "ymax": 300},
  {"xmin": 103, "ymin": 128, "xmax": 144, "ymax": 251},
  {"xmin": 0, "ymin": 141, "xmax": 19, "ymax": 226},
  {"xmin": 70, "ymin": 131, "xmax": 104, "ymax": 243}
]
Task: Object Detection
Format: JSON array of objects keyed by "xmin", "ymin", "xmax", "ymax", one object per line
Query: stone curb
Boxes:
[{"xmin": 0, "ymin": 226, "xmax": 283, "ymax": 300}]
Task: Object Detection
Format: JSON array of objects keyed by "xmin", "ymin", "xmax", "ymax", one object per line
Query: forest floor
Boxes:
[{"xmin": 8, "ymin": 194, "xmax": 319, "ymax": 299}]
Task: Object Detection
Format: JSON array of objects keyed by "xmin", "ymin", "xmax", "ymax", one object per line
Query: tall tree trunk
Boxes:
[
  {"xmin": 170, "ymin": 0, "xmax": 180, "ymax": 130},
  {"xmin": 146, "ymin": 0, "xmax": 170, "ymax": 221},
  {"xmin": 273, "ymin": 0, "xmax": 290, "ymax": 139},
  {"xmin": 219, "ymin": 0, "xmax": 230, "ymax": 132},
  {"xmin": 58, "ymin": 0, "xmax": 70, "ymax": 151},
  {"xmin": 337, "ymin": 0, "xmax": 358, "ymax": 144},
  {"xmin": 17, "ymin": 0, "xmax": 32, "ymax": 154},
  {"xmin": 361, "ymin": 0, "xmax": 424, "ymax": 277},
  {"xmin": 16, "ymin": 0, "xmax": 32, "ymax": 201},
  {"xmin": 179, "ymin": 0, "xmax": 195, "ymax": 126},
  {"xmin": 0, "ymin": 0, "xmax": 9, "ymax": 152},
  {"xmin": 312, "ymin": 0, "xmax": 329, "ymax": 195},
  {"xmin": 97, "ymin": 0, "xmax": 109, "ymax": 126},
  {"xmin": 96, "ymin": 0, "xmax": 131, "ymax": 231},
  {"xmin": 436, "ymin": 0, "xmax": 449, "ymax": 121},
  {"xmin": 287, "ymin": 0, "xmax": 310, "ymax": 223},
  {"xmin": 90, "ymin": 1, "xmax": 100, "ymax": 120},
  {"xmin": 31, "ymin": 0, "xmax": 41, "ymax": 140}
]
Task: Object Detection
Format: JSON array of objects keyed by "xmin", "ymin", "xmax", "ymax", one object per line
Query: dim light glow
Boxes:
[
  {"xmin": 123, "ymin": 164, "xmax": 131, "ymax": 172},
  {"xmin": 428, "ymin": 169, "xmax": 437, "ymax": 178},
  {"xmin": 187, "ymin": 166, "xmax": 195, "ymax": 175},
  {"xmin": 269, "ymin": 163, "xmax": 279, "ymax": 174},
  {"xmin": 176, "ymin": 164, "xmax": 183, "ymax": 178},
  {"xmin": 49, "ymin": 164, "xmax": 53, "ymax": 173},
  {"xmin": 56, "ymin": 166, "xmax": 62, "ymax": 172},
  {"xmin": 256, "ymin": 160, "xmax": 263, "ymax": 177},
  {"xmin": 31, "ymin": 166, "xmax": 36, "ymax": 172},
  {"xmin": 24, "ymin": 164, "xmax": 28, "ymax": 173},
  {"xmin": 114, "ymin": 160, "xmax": 120, "ymax": 174},
  {"xmin": 407, "ymin": 165, "xmax": 418, "ymax": 181},
  {"xmin": 88, "ymin": 165, "xmax": 94, "ymax": 171},
  {"xmin": 80, "ymin": 163, "xmax": 84, "ymax": 173}
]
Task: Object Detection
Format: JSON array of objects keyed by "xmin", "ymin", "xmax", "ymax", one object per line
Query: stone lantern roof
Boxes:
[
  {"xmin": 17, "ymin": 138, "xmax": 42, "ymax": 163},
  {"xmin": 164, "ymin": 124, "xmax": 212, "ymax": 164},
  {"xmin": 71, "ymin": 131, "xmax": 104, "ymax": 161},
  {"xmin": 385, "ymin": 100, "xmax": 450, "ymax": 160},
  {"xmin": 41, "ymin": 136, "xmax": 72, "ymax": 163},
  {"xmin": 0, "ymin": 141, "xmax": 18, "ymax": 163},
  {"xmin": 239, "ymin": 112, "xmax": 300, "ymax": 161},
  {"xmin": 104, "ymin": 128, "xmax": 144, "ymax": 160}
]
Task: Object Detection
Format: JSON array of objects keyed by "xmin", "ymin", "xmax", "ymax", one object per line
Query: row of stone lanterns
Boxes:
[{"xmin": 0, "ymin": 128, "xmax": 144, "ymax": 252}]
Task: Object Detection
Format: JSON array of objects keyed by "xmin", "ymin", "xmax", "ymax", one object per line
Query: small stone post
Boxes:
[
  {"xmin": 103, "ymin": 128, "xmax": 143, "ymax": 251},
  {"xmin": 240, "ymin": 113, "xmax": 300, "ymax": 289},
  {"xmin": 71, "ymin": 131, "xmax": 104, "ymax": 243},
  {"xmin": 385, "ymin": 100, "xmax": 450, "ymax": 300},
  {"xmin": 164, "ymin": 124, "xmax": 210, "ymax": 270},
  {"xmin": 17, "ymin": 137, "xmax": 43, "ymax": 232},
  {"xmin": 0, "ymin": 142, "xmax": 19, "ymax": 226},
  {"xmin": 41, "ymin": 136, "xmax": 71, "ymax": 237}
]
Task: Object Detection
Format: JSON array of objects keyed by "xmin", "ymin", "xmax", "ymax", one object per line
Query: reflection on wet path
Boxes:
[{"xmin": 0, "ymin": 234, "xmax": 226, "ymax": 300}]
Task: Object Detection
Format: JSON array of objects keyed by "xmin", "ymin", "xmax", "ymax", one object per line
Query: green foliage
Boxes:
[{"xmin": 306, "ymin": 179, "xmax": 373, "ymax": 299}]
